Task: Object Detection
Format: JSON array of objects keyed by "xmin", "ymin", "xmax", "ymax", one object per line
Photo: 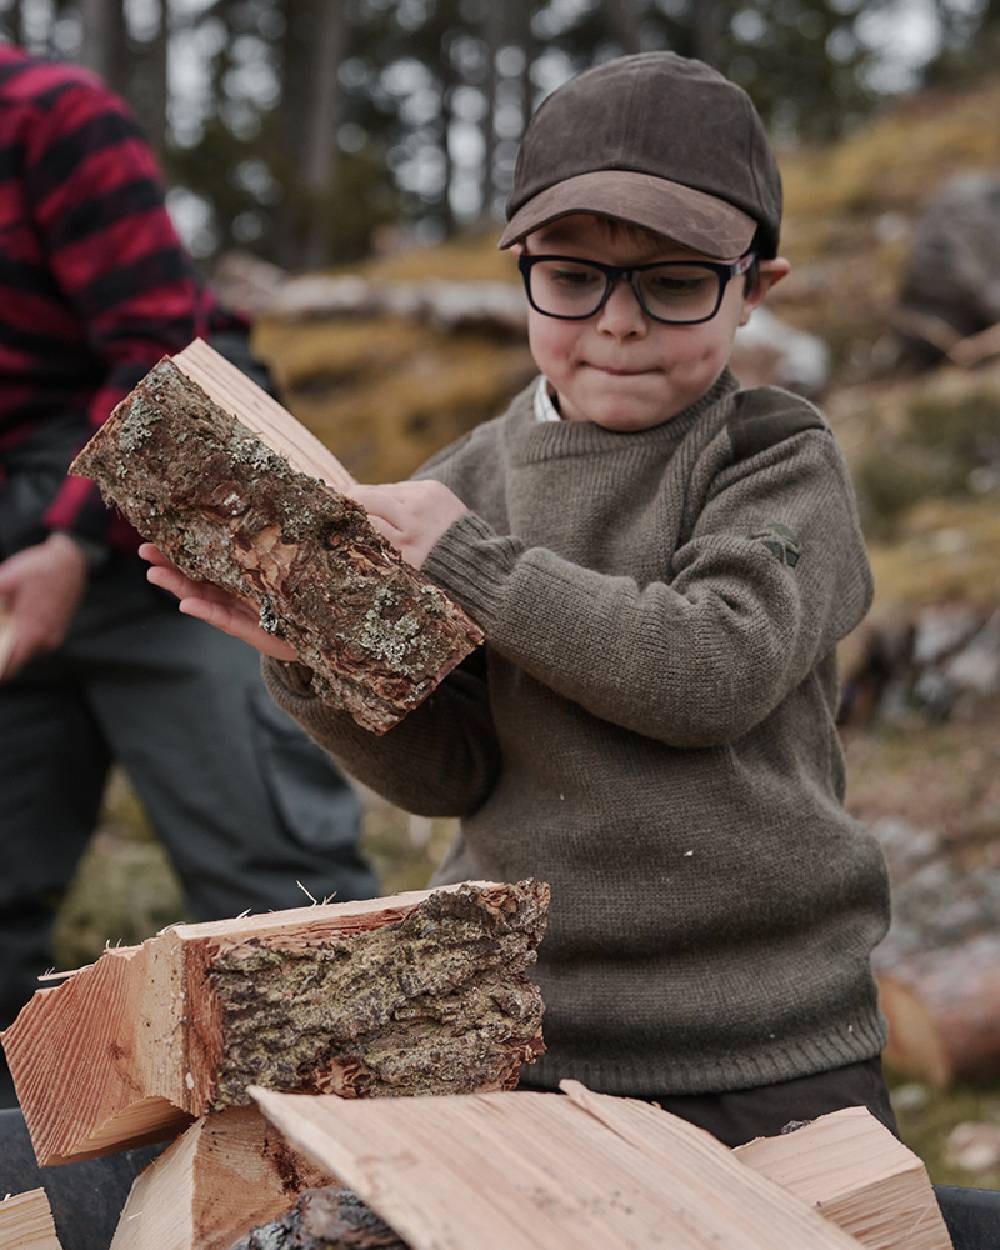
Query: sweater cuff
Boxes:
[
  {"xmin": 422, "ymin": 511, "xmax": 521, "ymax": 632},
  {"xmin": 261, "ymin": 655, "xmax": 318, "ymax": 704}
]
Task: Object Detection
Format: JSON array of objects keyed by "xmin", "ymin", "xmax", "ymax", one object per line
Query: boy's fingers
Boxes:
[
  {"xmin": 138, "ymin": 542, "xmax": 168, "ymax": 566},
  {"xmin": 146, "ymin": 564, "xmax": 238, "ymax": 609},
  {"xmin": 351, "ymin": 484, "xmax": 407, "ymax": 529},
  {"xmin": 178, "ymin": 597, "xmax": 297, "ymax": 661}
]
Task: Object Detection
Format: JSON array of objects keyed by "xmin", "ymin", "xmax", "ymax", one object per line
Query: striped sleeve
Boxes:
[{"xmin": 22, "ymin": 74, "xmax": 215, "ymax": 542}]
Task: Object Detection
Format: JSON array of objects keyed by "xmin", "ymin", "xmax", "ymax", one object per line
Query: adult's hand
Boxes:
[
  {"xmin": 0, "ymin": 534, "xmax": 88, "ymax": 680},
  {"xmin": 141, "ymin": 544, "xmax": 297, "ymax": 662}
]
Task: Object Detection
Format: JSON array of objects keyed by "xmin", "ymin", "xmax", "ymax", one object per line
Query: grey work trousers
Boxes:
[{"xmin": 0, "ymin": 553, "xmax": 376, "ymax": 1106}]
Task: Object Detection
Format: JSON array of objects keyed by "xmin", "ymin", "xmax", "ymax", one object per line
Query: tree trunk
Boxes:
[
  {"xmin": 68, "ymin": 341, "xmax": 483, "ymax": 731},
  {"xmin": 80, "ymin": 0, "xmax": 129, "ymax": 97},
  {"xmin": 480, "ymin": 6, "xmax": 502, "ymax": 220},
  {"xmin": 148, "ymin": 0, "xmax": 170, "ymax": 158},
  {"xmin": 300, "ymin": 0, "xmax": 347, "ymax": 270},
  {"xmin": 604, "ymin": 0, "xmax": 642, "ymax": 54}
]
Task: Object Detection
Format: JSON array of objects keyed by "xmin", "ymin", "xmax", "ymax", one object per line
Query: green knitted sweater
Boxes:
[{"xmin": 263, "ymin": 368, "xmax": 890, "ymax": 1097}]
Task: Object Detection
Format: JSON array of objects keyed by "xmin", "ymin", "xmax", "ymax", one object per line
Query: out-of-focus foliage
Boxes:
[{"xmin": 3, "ymin": 1, "xmax": 1000, "ymax": 267}]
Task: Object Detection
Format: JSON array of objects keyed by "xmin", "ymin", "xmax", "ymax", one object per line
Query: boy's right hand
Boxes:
[{"xmin": 140, "ymin": 543, "xmax": 298, "ymax": 662}]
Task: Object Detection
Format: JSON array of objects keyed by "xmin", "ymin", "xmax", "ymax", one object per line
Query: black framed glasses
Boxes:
[{"xmin": 518, "ymin": 252, "xmax": 755, "ymax": 326}]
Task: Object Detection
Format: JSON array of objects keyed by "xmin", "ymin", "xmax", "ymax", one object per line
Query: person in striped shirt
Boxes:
[{"xmin": 0, "ymin": 43, "xmax": 376, "ymax": 1108}]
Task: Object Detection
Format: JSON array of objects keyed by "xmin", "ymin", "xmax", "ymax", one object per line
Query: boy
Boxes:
[{"xmin": 146, "ymin": 52, "xmax": 894, "ymax": 1146}]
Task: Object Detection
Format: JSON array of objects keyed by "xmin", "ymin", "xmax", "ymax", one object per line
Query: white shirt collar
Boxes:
[{"xmin": 534, "ymin": 376, "xmax": 562, "ymax": 423}]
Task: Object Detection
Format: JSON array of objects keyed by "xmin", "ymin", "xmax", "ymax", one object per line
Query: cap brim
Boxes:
[{"xmin": 498, "ymin": 170, "xmax": 756, "ymax": 258}]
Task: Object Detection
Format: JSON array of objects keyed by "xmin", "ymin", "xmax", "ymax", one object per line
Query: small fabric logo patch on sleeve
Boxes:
[{"xmin": 751, "ymin": 522, "xmax": 801, "ymax": 567}]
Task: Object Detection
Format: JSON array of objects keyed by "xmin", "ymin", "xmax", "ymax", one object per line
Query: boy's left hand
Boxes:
[{"xmin": 352, "ymin": 481, "xmax": 467, "ymax": 570}]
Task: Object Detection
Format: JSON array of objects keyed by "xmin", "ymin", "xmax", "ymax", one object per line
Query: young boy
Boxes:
[{"xmin": 145, "ymin": 52, "xmax": 894, "ymax": 1147}]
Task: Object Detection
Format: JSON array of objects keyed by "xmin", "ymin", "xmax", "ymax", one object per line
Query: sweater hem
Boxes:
[{"xmin": 520, "ymin": 1011, "xmax": 888, "ymax": 1097}]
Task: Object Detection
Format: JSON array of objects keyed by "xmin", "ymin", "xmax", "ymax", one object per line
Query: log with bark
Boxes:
[
  {"xmin": 69, "ymin": 339, "xmax": 482, "ymax": 733},
  {"xmin": 878, "ymin": 933, "xmax": 1000, "ymax": 1087},
  {"xmin": 247, "ymin": 1080, "xmax": 866, "ymax": 1250},
  {"xmin": 0, "ymin": 1188, "xmax": 62, "ymax": 1249},
  {"xmin": 109, "ymin": 1107, "xmax": 332, "ymax": 1250},
  {"xmin": 736, "ymin": 1105, "xmax": 952, "ymax": 1250},
  {"xmin": 1, "ymin": 880, "xmax": 548, "ymax": 1167}
]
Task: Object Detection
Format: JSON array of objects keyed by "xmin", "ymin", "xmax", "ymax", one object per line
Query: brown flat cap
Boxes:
[{"xmin": 499, "ymin": 52, "xmax": 782, "ymax": 259}]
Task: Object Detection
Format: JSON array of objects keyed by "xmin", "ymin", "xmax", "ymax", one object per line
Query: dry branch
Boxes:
[
  {"xmin": 737, "ymin": 1105, "xmax": 952, "ymax": 1250},
  {"xmin": 248, "ymin": 1080, "xmax": 865, "ymax": 1250},
  {"xmin": 109, "ymin": 1107, "xmax": 331, "ymax": 1250},
  {"xmin": 0, "ymin": 1188, "xmax": 61, "ymax": 1249},
  {"xmin": 2, "ymin": 881, "xmax": 548, "ymax": 1167},
  {"xmin": 69, "ymin": 339, "xmax": 482, "ymax": 733}
]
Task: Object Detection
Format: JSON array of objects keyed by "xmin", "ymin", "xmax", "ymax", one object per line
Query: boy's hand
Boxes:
[
  {"xmin": 352, "ymin": 481, "xmax": 467, "ymax": 570},
  {"xmin": 140, "ymin": 544, "xmax": 298, "ymax": 661}
]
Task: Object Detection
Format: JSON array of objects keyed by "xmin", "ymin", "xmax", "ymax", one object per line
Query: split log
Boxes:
[
  {"xmin": 69, "ymin": 339, "xmax": 482, "ymax": 733},
  {"xmin": 1, "ymin": 880, "xmax": 548, "ymax": 1167},
  {"xmin": 109, "ymin": 1107, "xmax": 331, "ymax": 1250},
  {"xmin": 737, "ymin": 1105, "xmax": 952, "ymax": 1250},
  {"xmin": 878, "ymin": 933, "xmax": 1000, "ymax": 1087},
  {"xmin": 0, "ymin": 1188, "xmax": 62, "ymax": 1249},
  {"xmin": 231, "ymin": 1186, "xmax": 407, "ymax": 1250},
  {"xmin": 248, "ymin": 1080, "xmax": 864, "ymax": 1250}
]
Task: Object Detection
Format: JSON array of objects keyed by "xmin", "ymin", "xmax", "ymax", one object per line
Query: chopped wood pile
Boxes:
[
  {"xmin": 1, "ymin": 881, "xmax": 548, "ymax": 1167},
  {"xmin": 226, "ymin": 1080, "xmax": 952, "ymax": 1250},
  {"xmin": 2, "ymin": 875, "xmax": 954, "ymax": 1248},
  {"xmin": 69, "ymin": 339, "xmax": 483, "ymax": 733},
  {"xmin": 0, "ymin": 1188, "xmax": 62, "ymax": 1249}
]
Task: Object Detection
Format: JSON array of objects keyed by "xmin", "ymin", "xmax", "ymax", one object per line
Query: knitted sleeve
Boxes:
[{"xmin": 421, "ymin": 427, "xmax": 873, "ymax": 749}]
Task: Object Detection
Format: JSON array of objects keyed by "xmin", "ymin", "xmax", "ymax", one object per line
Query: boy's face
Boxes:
[{"xmin": 516, "ymin": 214, "xmax": 789, "ymax": 432}]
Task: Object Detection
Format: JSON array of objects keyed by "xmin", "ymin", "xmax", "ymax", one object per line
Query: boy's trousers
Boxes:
[{"xmin": 0, "ymin": 553, "xmax": 376, "ymax": 1106}]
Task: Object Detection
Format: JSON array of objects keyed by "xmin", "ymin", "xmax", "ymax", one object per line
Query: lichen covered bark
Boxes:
[
  {"xmin": 231, "ymin": 1186, "xmax": 408, "ymax": 1250},
  {"xmin": 70, "ymin": 358, "xmax": 482, "ymax": 732},
  {"xmin": 206, "ymin": 881, "xmax": 548, "ymax": 1107}
]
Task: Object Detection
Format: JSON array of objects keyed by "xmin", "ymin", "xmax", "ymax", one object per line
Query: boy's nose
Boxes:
[{"xmin": 596, "ymin": 277, "xmax": 648, "ymax": 339}]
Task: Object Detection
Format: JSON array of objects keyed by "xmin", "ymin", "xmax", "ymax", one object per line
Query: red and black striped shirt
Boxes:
[{"xmin": 0, "ymin": 44, "xmax": 236, "ymax": 549}]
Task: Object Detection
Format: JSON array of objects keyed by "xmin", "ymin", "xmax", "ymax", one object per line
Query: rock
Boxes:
[
  {"xmin": 896, "ymin": 173, "xmax": 1000, "ymax": 363},
  {"xmin": 732, "ymin": 307, "xmax": 830, "ymax": 396},
  {"xmin": 943, "ymin": 1122, "xmax": 1000, "ymax": 1172}
]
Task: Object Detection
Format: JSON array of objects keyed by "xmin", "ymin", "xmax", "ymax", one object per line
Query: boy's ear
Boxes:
[
  {"xmin": 740, "ymin": 257, "xmax": 791, "ymax": 324},
  {"xmin": 510, "ymin": 242, "xmax": 525, "ymax": 258}
]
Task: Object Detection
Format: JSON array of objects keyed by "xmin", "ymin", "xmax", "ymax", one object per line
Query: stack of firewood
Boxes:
[{"xmin": 0, "ymin": 879, "xmax": 550, "ymax": 1248}]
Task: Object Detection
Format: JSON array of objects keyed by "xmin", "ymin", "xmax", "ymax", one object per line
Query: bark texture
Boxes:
[
  {"xmin": 204, "ymin": 881, "xmax": 549, "ymax": 1106},
  {"xmin": 70, "ymin": 358, "xmax": 482, "ymax": 732},
  {"xmin": 232, "ymin": 1187, "xmax": 407, "ymax": 1250}
]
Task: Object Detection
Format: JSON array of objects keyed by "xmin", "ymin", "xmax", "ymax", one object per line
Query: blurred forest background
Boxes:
[{"xmin": 4, "ymin": 0, "xmax": 1000, "ymax": 1187}]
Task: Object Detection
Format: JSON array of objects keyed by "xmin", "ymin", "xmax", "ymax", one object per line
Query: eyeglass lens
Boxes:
[{"xmin": 528, "ymin": 259, "xmax": 723, "ymax": 323}]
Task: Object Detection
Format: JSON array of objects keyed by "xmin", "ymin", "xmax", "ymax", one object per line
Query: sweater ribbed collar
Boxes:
[{"xmin": 506, "ymin": 367, "xmax": 740, "ymax": 464}]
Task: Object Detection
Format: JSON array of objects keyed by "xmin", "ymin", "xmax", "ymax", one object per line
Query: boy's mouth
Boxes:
[{"xmin": 585, "ymin": 364, "xmax": 657, "ymax": 376}]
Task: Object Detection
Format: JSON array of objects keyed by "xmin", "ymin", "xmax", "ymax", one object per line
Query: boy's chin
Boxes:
[{"xmin": 574, "ymin": 399, "xmax": 679, "ymax": 432}]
